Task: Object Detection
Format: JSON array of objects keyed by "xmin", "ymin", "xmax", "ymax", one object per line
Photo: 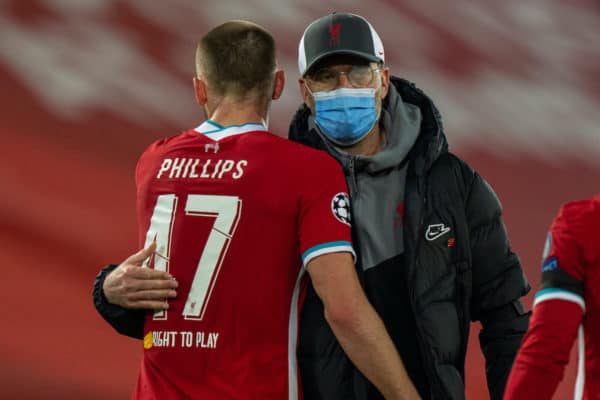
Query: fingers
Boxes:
[
  {"xmin": 108, "ymin": 284, "xmax": 177, "ymax": 310},
  {"xmin": 122, "ymin": 287, "xmax": 176, "ymax": 310},
  {"xmin": 130, "ymin": 267, "xmax": 177, "ymax": 281},
  {"xmin": 128, "ymin": 289, "xmax": 177, "ymax": 301},
  {"xmin": 103, "ymin": 261, "xmax": 178, "ymax": 309},
  {"xmin": 125, "ymin": 241, "xmax": 157, "ymax": 266},
  {"xmin": 123, "ymin": 300, "xmax": 171, "ymax": 310},
  {"xmin": 123, "ymin": 276, "xmax": 178, "ymax": 291}
]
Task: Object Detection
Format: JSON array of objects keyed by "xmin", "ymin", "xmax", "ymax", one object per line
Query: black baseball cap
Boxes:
[{"xmin": 298, "ymin": 12, "xmax": 385, "ymax": 76}]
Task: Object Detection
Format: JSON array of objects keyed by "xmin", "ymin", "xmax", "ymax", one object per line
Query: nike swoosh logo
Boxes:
[{"xmin": 425, "ymin": 224, "xmax": 451, "ymax": 241}]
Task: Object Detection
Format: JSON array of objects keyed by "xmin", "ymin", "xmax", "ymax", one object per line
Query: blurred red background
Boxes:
[{"xmin": 1, "ymin": 1, "xmax": 599, "ymax": 398}]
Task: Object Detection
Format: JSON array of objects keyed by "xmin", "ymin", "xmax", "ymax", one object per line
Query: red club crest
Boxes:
[
  {"xmin": 329, "ymin": 22, "xmax": 341, "ymax": 46},
  {"xmin": 394, "ymin": 201, "xmax": 404, "ymax": 227}
]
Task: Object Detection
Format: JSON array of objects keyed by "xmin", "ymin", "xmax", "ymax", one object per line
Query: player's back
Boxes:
[{"xmin": 132, "ymin": 121, "xmax": 351, "ymax": 400}]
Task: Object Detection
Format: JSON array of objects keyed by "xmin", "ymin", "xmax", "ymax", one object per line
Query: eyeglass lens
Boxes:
[{"xmin": 310, "ymin": 65, "xmax": 376, "ymax": 89}]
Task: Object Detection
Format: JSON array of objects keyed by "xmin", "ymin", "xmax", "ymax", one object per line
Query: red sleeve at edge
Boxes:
[{"xmin": 504, "ymin": 299, "xmax": 583, "ymax": 400}]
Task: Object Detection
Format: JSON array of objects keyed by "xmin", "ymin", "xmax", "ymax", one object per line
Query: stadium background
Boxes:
[{"xmin": 1, "ymin": 1, "xmax": 598, "ymax": 398}]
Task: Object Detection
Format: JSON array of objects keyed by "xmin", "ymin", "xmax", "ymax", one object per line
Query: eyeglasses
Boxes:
[{"xmin": 307, "ymin": 65, "xmax": 381, "ymax": 91}]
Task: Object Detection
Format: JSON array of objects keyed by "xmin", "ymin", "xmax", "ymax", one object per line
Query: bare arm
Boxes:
[{"xmin": 306, "ymin": 252, "xmax": 421, "ymax": 400}]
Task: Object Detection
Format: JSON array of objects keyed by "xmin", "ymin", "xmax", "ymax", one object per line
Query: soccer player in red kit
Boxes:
[
  {"xmin": 115, "ymin": 20, "xmax": 420, "ymax": 400},
  {"xmin": 505, "ymin": 195, "xmax": 600, "ymax": 399}
]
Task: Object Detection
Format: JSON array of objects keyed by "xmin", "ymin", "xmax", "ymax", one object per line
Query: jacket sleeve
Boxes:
[
  {"xmin": 465, "ymin": 171, "xmax": 531, "ymax": 400},
  {"xmin": 92, "ymin": 264, "xmax": 146, "ymax": 339}
]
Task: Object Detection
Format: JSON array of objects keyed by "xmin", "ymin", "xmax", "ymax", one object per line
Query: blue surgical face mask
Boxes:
[{"xmin": 309, "ymin": 87, "xmax": 378, "ymax": 146}]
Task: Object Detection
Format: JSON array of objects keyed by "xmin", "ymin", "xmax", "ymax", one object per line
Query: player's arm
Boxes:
[
  {"xmin": 307, "ymin": 252, "xmax": 421, "ymax": 400},
  {"xmin": 92, "ymin": 242, "xmax": 178, "ymax": 339},
  {"xmin": 503, "ymin": 295, "xmax": 583, "ymax": 399},
  {"xmin": 504, "ymin": 204, "xmax": 586, "ymax": 400}
]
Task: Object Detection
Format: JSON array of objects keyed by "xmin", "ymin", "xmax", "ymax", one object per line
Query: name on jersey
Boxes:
[
  {"xmin": 157, "ymin": 158, "xmax": 247, "ymax": 180},
  {"xmin": 145, "ymin": 330, "xmax": 219, "ymax": 349}
]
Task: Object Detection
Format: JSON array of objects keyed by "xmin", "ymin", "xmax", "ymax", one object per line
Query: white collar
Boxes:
[{"xmin": 194, "ymin": 120, "xmax": 267, "ymax": 141}]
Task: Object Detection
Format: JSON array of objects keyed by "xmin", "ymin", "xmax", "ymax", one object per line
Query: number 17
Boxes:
[{"xmin": 142, "ymin": 193, "xmax": 242, "ymax": 321}]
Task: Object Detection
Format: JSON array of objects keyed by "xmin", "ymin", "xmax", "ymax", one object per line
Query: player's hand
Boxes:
[{"xmin": 103, "ymin": 242, "xmax": 178, "ymax": 310}]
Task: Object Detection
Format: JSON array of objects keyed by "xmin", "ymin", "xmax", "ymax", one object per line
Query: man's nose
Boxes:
[{"xmin": 337, "ymin": 72, "xmax": 353, "ymax": 88}]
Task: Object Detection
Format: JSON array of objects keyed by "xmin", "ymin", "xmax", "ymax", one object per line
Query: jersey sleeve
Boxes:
[
  {"xmin": 504, "ymin": 300, "xmax": 583, "ymax": 399},
  {"xmin": 297, "ymin": 154, "xmax": 355, "ymax": 268},
  {"xmin": 536, "ymin": 203, "xmax": 586, "ymax": 311},
  {"xmin": 504, "ymin": 202, "xmax": 587, "ymax": 399}
]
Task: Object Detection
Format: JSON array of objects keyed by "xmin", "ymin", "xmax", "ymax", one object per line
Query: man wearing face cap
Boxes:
[
  {"xmin": 91, "ymin": 12, "xmax": 530, "ymax": 400},
  {"xmin": 290, "ymin": 12, "xmax": 530, "ymax": 400}
]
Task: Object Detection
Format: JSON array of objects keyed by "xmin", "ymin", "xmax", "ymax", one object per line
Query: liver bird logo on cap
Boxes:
[{"xmin": 329, "ymin": 22, "xmax": 341, "ymax": 46}]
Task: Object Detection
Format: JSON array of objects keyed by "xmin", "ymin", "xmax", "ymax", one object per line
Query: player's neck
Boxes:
[{"xmin": 207, "ymin": 100, "xmax": 268, "ymax": 128}]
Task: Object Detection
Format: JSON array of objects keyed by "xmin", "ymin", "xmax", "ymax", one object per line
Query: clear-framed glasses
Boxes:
[{"xmin": 307, "ymin": 65, "xmax": 381, "ymax": 91}]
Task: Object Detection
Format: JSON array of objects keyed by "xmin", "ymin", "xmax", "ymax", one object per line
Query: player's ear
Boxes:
[
  {"xmin": 193, "ymin": 77, "xmax": 208, "ymax": 106},
  {"xmin": 271, "ymin": 70, "xmax": 285, "ymax": 100}
]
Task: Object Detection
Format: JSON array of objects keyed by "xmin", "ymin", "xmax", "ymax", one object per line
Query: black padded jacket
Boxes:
[{"xmin": 288, "ymin": 77, "xmax": 530, "ymax": 400}]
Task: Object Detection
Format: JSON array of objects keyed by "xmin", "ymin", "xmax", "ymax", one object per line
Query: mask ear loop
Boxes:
[
  {"xmin": 369, "ymin": 67, "xmax": 383, "ymax": 117},
  {"xmin": 371, "ymin": 69, "xmax": 387, "ymax": 148},
  {"xmin": 372, "ymin": 67, "xmax": 383, "ymax": 93},
  {"xmin": 304, "ymin": 81, "xmax": 315, "ymax": 98}
]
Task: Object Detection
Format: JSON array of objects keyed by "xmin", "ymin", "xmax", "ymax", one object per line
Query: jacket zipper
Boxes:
[
  {"xmin": 347, "ymin": 156, "xmax": 358, "ymax": 196},
  {"xmin": 410, "ymin": 178, "xmax": 445, "ymax": 399},
  {"xmin": 345, "ymin": 155, "xmax": 364, "ymax": 281}
]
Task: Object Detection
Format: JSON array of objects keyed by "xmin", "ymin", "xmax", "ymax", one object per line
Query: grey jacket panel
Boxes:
[{"xmin": 309, "ymin": 84, "xmax": 421, "ymax": 271}]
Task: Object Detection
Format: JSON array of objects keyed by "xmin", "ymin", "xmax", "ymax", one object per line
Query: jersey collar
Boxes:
[{"xmin": 194, "ymin": 120, "xmax": 268, "ymax": 141}]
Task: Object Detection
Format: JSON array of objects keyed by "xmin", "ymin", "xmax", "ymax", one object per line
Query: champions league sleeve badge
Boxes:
[
  {"xmin": 541, "ymin": 231, "xmax": 558, "ymax": 272},
  {"xmin": 331, "ymin": 192, "xmax": 351, "ymax": 226},
  {"xmin": 542, "ymin": 231, "xmax": 553, "ymax": 260}
]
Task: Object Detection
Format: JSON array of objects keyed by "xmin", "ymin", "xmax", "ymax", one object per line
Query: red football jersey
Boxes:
[
  {"xmin": 132, "ymin": 121, "xmax": 354, "ymax": 400},
  {"xmin": 505, "ymin": 196, "xmax": 600, "ymax": 400}
]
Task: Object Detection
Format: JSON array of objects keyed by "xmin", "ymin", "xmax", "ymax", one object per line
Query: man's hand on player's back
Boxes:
[{"xmin": 103, "ymin": 241, "xmax": 178, "ymax": 310}]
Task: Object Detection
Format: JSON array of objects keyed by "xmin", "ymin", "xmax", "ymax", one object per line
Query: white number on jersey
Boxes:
[{"xmin": 143, "ymin": 194, "xmax": 242, "ymax": 321}]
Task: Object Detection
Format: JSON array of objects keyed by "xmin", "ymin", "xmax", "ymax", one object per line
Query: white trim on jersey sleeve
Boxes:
[
  {"xmin": 302, "ymin": 241, "xmax": 356, "ymax": 268},
  {"xmin": 534, "ymin": 288, "xmax": 586, "ymax": 313}
]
